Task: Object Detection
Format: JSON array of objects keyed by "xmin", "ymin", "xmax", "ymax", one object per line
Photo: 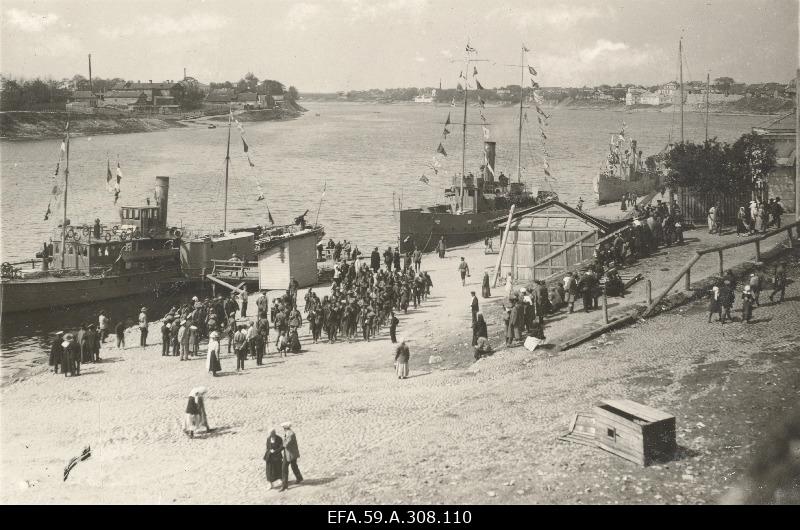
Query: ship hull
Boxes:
[
  {"xmin": 593, "ymin": 172, "xmax": 661, "ymax": 205},
  {"xmin": 399, "ymin": 209, "xmax": 507, "ymax": 253},
  {"xmin": 0, "ymin": 269, "xmax": 180, "ymax": 314}
]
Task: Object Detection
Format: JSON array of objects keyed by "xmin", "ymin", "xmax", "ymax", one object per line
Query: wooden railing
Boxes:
[
  {"xmin": 642, "ymin": 219, "xmax": 799, "ymax": 317},
  {"xmin": 210, "ymin": 259, "xmax": 258, "ymax": 278}
]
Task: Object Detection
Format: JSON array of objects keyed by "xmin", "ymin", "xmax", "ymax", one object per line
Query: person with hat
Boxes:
[
  {"xmin": 115, "ymin": 319, "xmax": 126, "ymax": 349},
  {"xmin": 179, "ymin": 320, "xmax": 190, "ymax": 361},
  {"xmin": 63, "ymin": 333, "xmax": 80, "ymax": 377},
  {"xmin": 394, "ymin": 337, "xmax": 411, "ymax": 379},
  {"xmin": 206, "ymin": 331, "xmax": 222, "ymax": 376},
  {"xmin": 708, "ymin": 284, "xmax": 723, "ymax": 323},
  {"xmin": 563, "ymin": 272, "xmax": 577, "ymax": 314},
  {"xmin": 749, "ymin": 270, "xmax": 764, "ymax": 307},
  {"xmin": 138, "ymin": 307, "xmax": 149, "ymax": 347},
  {"xmin": 234, "ymin": 324, "xmax": 248, "ymax": 371},
  {"xmin": 264, "ymin": 427, "xmax": 284, "ymax": 489},
  {"xmin": 240, "ymin": 286, "xmax": 249, "ymax": 318},
  {"xmin": 49, "ymin": 331, "xmax": 65, "ymax": 374},
  {"xmin": 470, "ymin": 290, "xmax": 479, "ymax": 327},
  {"xmin": 170, "ymin": 315, "xmax": 181, "ymax": 356},
  {"xmin": 161, "ymin": 318, "xmax": 172, "ymax": 356},
  {"xmin": 280, "ymin": 422, "xmax": 303, "ymax": 491},
  {"xmin": 769, "ymin": 263, "xmax": 787, "ymax": 303},
  {"xmin": 184, "ymin": 392, "xmax": 199, "ymax": 438},
  {"xmin": 720, "ymin": 280, "xmax": 735, "ymax": 324},
  {"xmin": 458, "ymin": 257, "xmax": 470, "ymax": 286},
  {"xmin": 256, "ymin": 289, "xmax": 269, "ymax": 319}
]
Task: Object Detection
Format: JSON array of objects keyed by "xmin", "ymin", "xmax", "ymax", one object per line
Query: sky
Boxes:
[{"xmin": 0, "ymin": 0, "xmax": 797, "ymax": 92}]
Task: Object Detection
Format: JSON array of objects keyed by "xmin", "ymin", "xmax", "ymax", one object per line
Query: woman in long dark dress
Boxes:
[
  {"xmin": 481, "ymin": 271, "xmax": 491, "ymax": 298},
  {"xmin": 49, "ymin": 331, "xmax": 64, "ymax": 374},
  {"xmin": 263, "ymin": 428, "xmax": 284, "ymax": 489}
]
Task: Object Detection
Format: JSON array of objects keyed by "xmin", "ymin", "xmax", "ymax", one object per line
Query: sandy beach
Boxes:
[{"xmin": 2, "ymin": 226, "xmax": 799, "ymax": 504}]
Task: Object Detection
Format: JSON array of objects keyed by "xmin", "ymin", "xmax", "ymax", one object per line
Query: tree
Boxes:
[
  {"xmin": 179, "ymin": 84, "xmax": 205, "ymax": 111},
  {"xmin": 713, "ymin": 76, "xmax": 735, "ymax": 96},
  {"xmin": 728, "ymin": 132, "xmax": 777, "ymax": 197},
  {"xmin": 262, "ymin": 79, "xmax": 285, "ymax": 95},
  {"xmin": 287, "ymin": 86, "xmax": 299, "ymax": 101},
  {"xmin": 237, "ymin": 72, "xmax": 259, "ymax": 92}
]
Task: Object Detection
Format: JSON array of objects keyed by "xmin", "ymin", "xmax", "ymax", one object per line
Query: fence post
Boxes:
[
  {"xmin": 602, "ymin": 289, "xmax": 609, "ymax": 324},
  {"xmin": 646, "ymin": 279, "xmax": 652, "ymax": 305},
  {"xmin": 718, "ymin": 250, "xmax": 724, "ymax": 275},
  {"xmin": 755, "ymin": 240, "xmax": 761, "ymax": 262},
  {"xmin": 684, "ymin": 267, "xmax": 691, "ymax": 291}
]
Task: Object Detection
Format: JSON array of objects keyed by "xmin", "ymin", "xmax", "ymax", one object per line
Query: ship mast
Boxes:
[
  {"xmin": 60, "ymin": 123, "xmax": 70, "ymax": 268},
  {"xmin": 517, "ymin": 45, "xmax": 525, "ymax": 183},
  {"xmin": 223, "ymin": 108, "xmax": 232, "ymax": 232},
  {"xmin": 679, "ymin": 38, "xmax": 684, "ymax": 143},
  {"xmin": 705, "ymin": 72, "xmax": 710, "ymax": 142},
  {"xmin": 460, "ymin": 48, "xmax": 470, "ymax": 211}
]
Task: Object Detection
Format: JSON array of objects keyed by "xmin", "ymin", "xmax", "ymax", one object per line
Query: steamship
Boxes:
[
  {"xmin": 0, "ymin": 176, "xmax": 181, "ymax": 314},
  {"xmin": 399, "ymin": 44, "xmax": 554, "ymax": 253}
]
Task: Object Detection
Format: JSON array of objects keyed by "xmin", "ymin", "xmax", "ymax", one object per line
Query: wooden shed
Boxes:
[
  {"xmin": 257, "ymin": 231, "xmax": 318, "ymax": 290},
  {"xmin": 593, "ymin": 399, "xmax": 676, "ymax": 466},
  {"xmin": 498, "ymin": 201, "xmax": 613, "ymax": 281}
]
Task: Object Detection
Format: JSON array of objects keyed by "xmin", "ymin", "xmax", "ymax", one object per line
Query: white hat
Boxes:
[
  {"xmin": 192, "ymin": 296, "xmax": 199, "ymax": 301},
  {"xmin": 210, "ymin": 331, "xmax": 220, "ymax": 339},
  {"xmin": 281, "ymin": 421, "xmax": 291, "ymax": 429}
]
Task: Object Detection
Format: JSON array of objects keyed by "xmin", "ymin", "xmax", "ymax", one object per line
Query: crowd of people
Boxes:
[
  {"xmin": 735, "ymin": 198, "xmax": 786, "ymax": 236},
  {"xmin": 707, "ymin": 263, "xmax": 788, "ymax": 324}
]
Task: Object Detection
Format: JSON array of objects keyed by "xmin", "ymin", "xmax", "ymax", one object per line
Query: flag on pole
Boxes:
[
  {"xmin": 478, "ymin": 97, "xmax": 485, "ymax": 107},
  {"xmin": 445, "ymin": 113, "xmax": 451, "ymax": 126},
  {"xmin": 267, "ymin": 205, "xmax": 274, "ymax": 224},
  {"xmin": 459, "ymin": 71, "xmax": 464, "ymax": 79},
  {"xmin": 442, "ymin": 127, "xmax": 450, "ymax": 138},
  {"xmin": 106, "ymin": 159, "xmax": 113, "ymax": 189},
  {"xmin": 523, "ymin": 44, "xmax": 530, "ymax": 52},
  {"xmin": 419, "ymin": 174, "xmax": 429, "ymax": 184},
  {"xmin": 479, "ymin": 111, "xmax": 486, "ymax": 122},
  {"xmin": 541, "ymin": 131, "xmax": 547, "ymax": 140},
  {"xmin": 473, "ymin": 66, "xmax": 478, "ymax": 76},
  {"xmin": 528, "ymin": 65, "xmax": 537, "ymax": 75},
  {"xmin": 450, "ymin": 97, "xmax": 456, "ymax": 107},
  {"xmin": 60, "ymin": 141, "xmax": 66, "ymax": 153},
  {"xmin": 436, "ymin": 143, "xmax": 447, "ymax": 156},
  {"xmin": 54, "ymin": 162, "xmax": 60, "ymax": 176},
  {"xmin": 475, "ymin": 80, "xmax": 484, "ymax": 90},
  {"xmin": 114, "ymin": 189, "xmax": 120, "ymax": 205},
  {"xmin": 531, "ymin": 80, "xmax": 539, "ymax": 89},
  {"xmin": 116, "ymin": 161, "xmax": 123, "ymax": 184}
]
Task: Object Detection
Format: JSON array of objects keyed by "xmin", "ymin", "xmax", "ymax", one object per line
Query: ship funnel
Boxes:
[
  {"xmin": 483, "ymin": 141, "xmax": 496, "ymax": 184},
  {"xmin": 155, "ymin": 176, "xmax": 169, "ymax": 227}
]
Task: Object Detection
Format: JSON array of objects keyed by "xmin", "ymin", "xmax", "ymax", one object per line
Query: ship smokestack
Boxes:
[
  {"xmin": 483, "ymin": 141, "xmax": 496, "ymax": 184},
  {"xmin": 155, "ymin": 176, "xmax": 169, "ymax": 228}
]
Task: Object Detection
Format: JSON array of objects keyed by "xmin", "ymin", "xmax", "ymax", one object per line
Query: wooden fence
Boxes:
[
  {"xmin": 642, "ymin": 219, "xmax": 799, "ymax": 317},
  {"xmin": 674, "ymin": 187, "xmax": 751, "ymax": 227}
]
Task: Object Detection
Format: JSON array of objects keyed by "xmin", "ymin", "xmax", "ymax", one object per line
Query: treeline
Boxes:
[
  {"xmin": 662, "ymin": 133, "xmax": 776, "ymax": 194},
  {"xmin": 0, "ymin": 74, "xmax": 128, "ymax": 111}
]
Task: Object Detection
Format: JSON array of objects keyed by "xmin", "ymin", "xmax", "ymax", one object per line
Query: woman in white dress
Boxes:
[
  {"xmin": 504, "ymin": 273, "xmax": 513, "ymax": 300},
  {"xmin": 206, "ymin": 331, "xmax": 222, "ymax": 376}
]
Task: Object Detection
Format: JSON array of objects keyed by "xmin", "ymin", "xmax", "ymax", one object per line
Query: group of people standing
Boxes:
[
  {"xmin": 707, "ymin": 263, "xmax": 788, "ymax": 324},
  {"xmin": 48, "ymin": 310, "xmax": 114, "ymax": 376},
  {"xmin": 736, "ymin": 198, "xmax": 786, "ymax": 236}
]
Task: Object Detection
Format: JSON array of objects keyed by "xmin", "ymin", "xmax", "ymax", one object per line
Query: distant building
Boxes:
[
  {"xmin": 752, "ymin": 113, "xmax": 796, "ymax": 213},
  {"xmin": 69, "ymin": 90, "xmax": 98, "ymax": 108},
  {"xmin": 103, "ymin": 90, "xmax": 148, "ymax": 108},
  {"xmin": 205, "ymin": 88, "xmax": 236, "ymax": 105},
  {"xmin": 103, "ymin": 80, "xmax": 183, "ymax": 113}
]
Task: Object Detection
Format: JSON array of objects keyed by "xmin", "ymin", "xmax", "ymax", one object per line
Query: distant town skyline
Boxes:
[{"xmin": 1, "ymin": 0, "xmax": 797, "ymax": 92}]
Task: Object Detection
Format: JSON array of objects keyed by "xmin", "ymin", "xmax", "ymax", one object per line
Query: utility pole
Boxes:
[
  {"xmin": 679, "ymin": 38, "xmax": 684, "ymax": 144},
  {"xmin": 795, "ymin": 68, "xmax": 799, "ymax": 220},
  {"xmin": 88, "ymin": 54, "xmax": 93, "ymax": 92},
  {"xmin": 705, "ymin": 72, "xmax": 710, "ymax": 142}
]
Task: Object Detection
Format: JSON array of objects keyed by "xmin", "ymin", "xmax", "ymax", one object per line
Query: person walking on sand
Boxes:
[
  {"xmin": 234, "ymin": 324, "xmax": 247, "ymax": 371},
  {"xmin": 192, "ymin": 387, "xmax": 211, "ymax": 433},
  {"xmin": 482, "ymin": 271, "xmax": 492, "ymax": 298},
  {"xmin": 437, "ymin": 236, "xmax": 446, "ymax": 258},
  {"xmin": 280, "ymin": 422, "xmax": 303, "ymax": 491},
  {"xmin": 206, "ymin": 331, "xmax": 222, "ymax": 376},
  {"xmin": 63, "ymin": 333, "xmax": 80, "ymax": 377},
  {"xmin": 473, "ymin": 313, "xmax": 488, "ymax": 355},
  {"xmin": 264, "ymin": 428, "xmax": 284, "ymax": 489},
  {"xmin": 413, "ymin": 247, "xmax": 422, "ymax": 272},
  {"xmin": 161, "ymin": 318, "xmax": 171, "ymax": 356},
  {"xmin": 240, "ymin": 286, "xmax": 248, "ymax": 318},
  {"xmin": 394, "ymin": 338, "xmax": 410, "ymax": 379},
  {"xmin": 769, "ymin": 263, "xmax": 787, "ymax": 303},
  {"xmin": 707, "ymin": 284, "xmax": 722, "ymax": 323},
  {"xmin": 115, "ymin": 320, "xmax": 126, "ymax": 349},
  {"xmin": 98, "ymin": 310, "xmax": 109, "ymax": 343},
  {"xmin": 184, "ymin": 393, "xmax": 199, "ymax": 438},
  {"xmin": 138, "ymin": 307, "xmax": 149, "ymax": 347},
  {"xmin": 458, "ymin": 257, "xmax": 470, "ymax": 286},
  {"xmin": 720, "ymin": 280, "xmax": 735, "ymax": 324},
  {"xmin": 749, "ymin": 271, "xmax": 763, "ymax": 307},
  {"xmin": 389, "ymin": 311, "xmax": 399, "ymax": 343},
  {"xmin": 49, "ymin": 331, "xmax": 64, "ymax": 374}
]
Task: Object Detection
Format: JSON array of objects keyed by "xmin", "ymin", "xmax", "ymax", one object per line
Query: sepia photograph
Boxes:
[{"xmin": 0, "ymin": 0, "xmax": 798, "ymax": 511}]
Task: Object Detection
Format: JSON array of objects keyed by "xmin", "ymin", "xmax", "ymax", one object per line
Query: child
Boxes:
[{"xmin": 184, "ymin": 395, "xmax": 199, "ymax": 438}]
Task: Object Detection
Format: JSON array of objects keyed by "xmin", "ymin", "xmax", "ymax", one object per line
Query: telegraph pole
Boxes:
[{"xmin": 795, "ymin": 68, "xmax": 799, "ymax": 220}]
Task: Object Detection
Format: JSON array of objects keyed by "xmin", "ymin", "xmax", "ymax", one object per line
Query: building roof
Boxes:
[
  {"xmin": 206, "ymin": 88, "xmax": 235, "ymax": 102},
  {"xmin": 72, "ymin": 90, "xmax": 96, "ymax": 99},
  {"xmin": 105, "ymin": 90, "xmax": 146, "ymax": 99},
  {"xmin": 237, "ymin": 91, "xmax": 258, "ymax": 102},
  {"xmin": 119, "ymin": 82, "xmax": 180, "ymax": 90},
  {"xmin": 498, "ymin": 200, "xmax": 616, "ymax": 233}
]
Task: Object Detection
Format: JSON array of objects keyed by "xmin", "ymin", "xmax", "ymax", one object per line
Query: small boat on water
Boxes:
[{"xmin": 0, "ymin": 125, "xmax": 181, "ymax": 314}]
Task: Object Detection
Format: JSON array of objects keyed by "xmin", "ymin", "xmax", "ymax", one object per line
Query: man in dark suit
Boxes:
[
  {"xmin": 280, "ymin": 422, "xmax": 303, "ymax": 491},
  {"xmin": 370, "ymin": 247, "xmax": 381, "ymax": 273},
  {"xmin": 470, "ymin": 291, "xmax": 479, "ymax": 345}
]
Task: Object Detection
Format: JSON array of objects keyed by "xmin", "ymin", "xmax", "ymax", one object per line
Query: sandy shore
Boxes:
[{"xmin": 2, "ymin": 224, "xmax": 798, "ymax": 503}]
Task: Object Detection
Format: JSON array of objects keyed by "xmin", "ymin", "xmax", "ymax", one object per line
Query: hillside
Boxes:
[{"xmin": 0, "ymin": 111, "xmax": 181, "ymax": 139}]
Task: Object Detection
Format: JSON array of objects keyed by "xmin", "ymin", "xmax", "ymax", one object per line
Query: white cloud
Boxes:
[
  {"xmin": 486, "ymin": 4, "xmax": 609, "ymax": 30},
  {"xmin": 4, "ymin": 8, "xmax": 60, "ymax": 32},
  {"xmin": 415, "ymin": 54, "xmax": 426, "ymax": 63},
  {"xmin": 286, "ymin": 3, "xmax": 322, "ymax": 30},
  {"xmin": 579, "ymin": 39, "xmax": 629, "ymax": 62},
  {"xmin": 99, "ymin": 13, "xmax": 229, "ymax": 38},
  {"xmin": 542, "ymin": 5, "xmax": 603, "ymax": 28}
]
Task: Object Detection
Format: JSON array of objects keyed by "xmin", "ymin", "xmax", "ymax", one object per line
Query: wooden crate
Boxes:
[{"xmin": 593, "ymin": 399, "xmax": 676, "ymax": 466}]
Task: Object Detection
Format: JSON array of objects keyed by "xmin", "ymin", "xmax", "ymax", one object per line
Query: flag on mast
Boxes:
[
  {"xmin": 106, "ymin": 159, "xmax": 113, "ymax": 190},
  {"xmin": 528, "ymin": 65, "xmax": 537, "ymax": 76},
  {"xmin": 473, "ymin": 66, "xmax": 478, "ymax": 76},
  {"xmin": 475, "ymin": 80, "xmax": 484, "ymax": 90},
  {"xmin": 419, "ymin": 174, "xmax": 429, "ymax": 184},
  {"xmin": 445, "ymin": 113, "xmax": 451, "ymax": 126},
  {"xmin": 436, "ymin": 143, "xmax": 447, "ymax": 156}
]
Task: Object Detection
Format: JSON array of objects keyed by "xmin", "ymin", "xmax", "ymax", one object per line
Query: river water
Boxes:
[{"xmin": 0, "ymin": 102, "xmax": 769, "ymax": 380}]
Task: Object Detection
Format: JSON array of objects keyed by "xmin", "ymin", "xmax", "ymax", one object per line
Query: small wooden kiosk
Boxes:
[
  {"xmin": 256, "ymin": 230, "xmax": 318, "ymax": 290},
  {"xmin": 498, "ymin": 201, "xmax": 613, "ymax": 281}
]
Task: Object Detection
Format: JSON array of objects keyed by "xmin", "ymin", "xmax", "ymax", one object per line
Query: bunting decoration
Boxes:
[
  {"xmin": 44, "ymin": 203, "xmax": 51, "ymax": 221},
  {"xmin": 445, "ymin": 113, "xmax": 451, "ymax": 126},
  {"xmin": 479, "ymin": 111, "xmax": 487, "ymax": 122},
  {"xmin": 522, "ymin": 44, "xmax": 530, "ymax": 52},
  {"xmin": 419, "ymin": 175, "xmax": 430, "ymax": 184},
  {"xmin": 473, "ymin": 66, "xmax": 478, "ymax": 77},
  {"xmin": 528, "ymin": 65, "xmax": 537, "ymax": 76},
  {"xmin": 482, "ymin": 126, "xmax": 490, "ymax": 140},
  {"xmin": 106, "ymin": 158, "xmax": 113, "ymax": 191},
  {"xmin": 442, "ymin": 127, "xmax": 451, "ymax": 139},
  {"xmin": 116, "ymin": 161, "xmax": 123, "ymax": 185},
  {"xmin": 233, "ymin": 115, "xmax": 256, "ymax": 167},
  {"xmin": 436, "ymin": 143, "xmax": 447, "ymax": 157},
  {"xmin": 478, "ymin": 97, "xmax": 485, "ymax": 108},
  {"xmin": 267, "ymin": 205, "xmax": 274, "ymax": 224},
  {"xmin": 475, "ymin": 80, "xmax": 484, "ymax": 90},
  {"xmin": 459, "ymin": 71, "xmax": 464, "ymax": 79},
  {"xmin": 450, "ymin": 97, "xmax": 456, "ymax": 107},
  {"xmin": 465, "ymin": 43, "xmax": 476, "ymax": 52}
]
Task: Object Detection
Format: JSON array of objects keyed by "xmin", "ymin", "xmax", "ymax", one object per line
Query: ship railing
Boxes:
[{"xmin": 210, "ymin": 259, "xmax": 258, "ymax": 279}]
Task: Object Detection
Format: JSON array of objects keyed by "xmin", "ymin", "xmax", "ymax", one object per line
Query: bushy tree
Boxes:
[
  {"xmin": 728, "ymin": 132, "xmax": 777, "ymax": 194},
  {"xmin": 287, "ymin": 86, "xmax": 299, "ymax": 101}
]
